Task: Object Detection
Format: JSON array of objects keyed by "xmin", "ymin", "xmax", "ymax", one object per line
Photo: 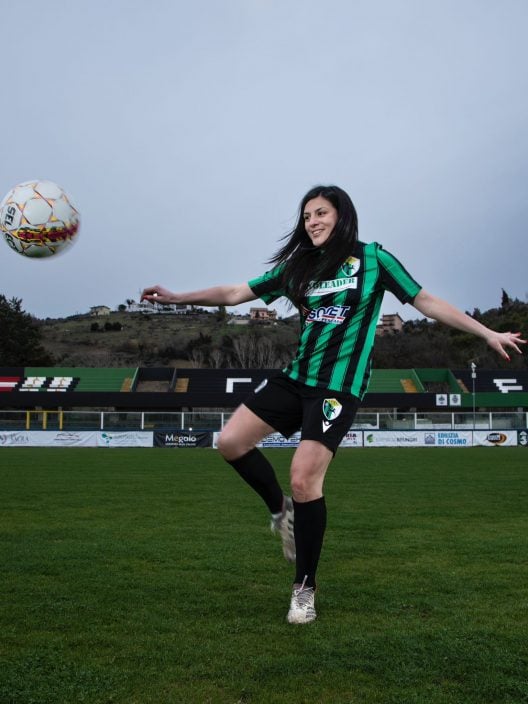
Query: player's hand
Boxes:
[
  {"xmin": 140, "ymin": 285, "xmax": 176, "ymax": 304},
  {"xmin": 485, "ymin": 331, "xmax": 526, "ymax": 361}
]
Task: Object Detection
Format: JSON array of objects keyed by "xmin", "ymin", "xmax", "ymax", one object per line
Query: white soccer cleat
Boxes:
[
  {"xmin": 270, "ymin": 495, "xmax": 295, "ymax": 563},
  {"xmin": 287, "ymin": 577, "xmax": 317, "ymax": 624}
]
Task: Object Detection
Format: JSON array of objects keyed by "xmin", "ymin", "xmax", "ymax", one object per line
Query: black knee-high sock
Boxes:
[
  {"xmin": 293, "ymin": 497, "xmax": 327, "ymax": 589},
  {"xmin": 226, "ymin": 448, "xmax": 284, "ymax": 515}
]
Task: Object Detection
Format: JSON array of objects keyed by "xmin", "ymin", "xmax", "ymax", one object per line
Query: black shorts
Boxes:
[{"xmin": 243, "ymin": 372, "xmax": 360, "ymax": 454}]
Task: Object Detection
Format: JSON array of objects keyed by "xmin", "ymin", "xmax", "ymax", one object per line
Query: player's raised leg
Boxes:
[
  {"xmin": 217, "ymin": 404, "xmax": 295, "ymax": 561},
  {"xmin": 217, "ymin": 403, "xmax": 275, "ymax": 461}
]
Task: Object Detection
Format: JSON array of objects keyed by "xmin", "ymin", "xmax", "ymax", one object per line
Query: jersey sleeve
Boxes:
[
  {"xmin": 376, "ymin": 244, "xmax": 422, "ymax": 303},
  {"xmin": 247, "ymin": 263, "xmax": 287, "ymax": 304}
]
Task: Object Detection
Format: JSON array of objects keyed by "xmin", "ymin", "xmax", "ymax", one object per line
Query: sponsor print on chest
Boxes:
[
  {"xmin": 306, "ymin": 305, "xmax": 351, "ymax": 324},
  {"xmin": 304, "ymin": 256, "xmax": 361, "ymax": 325},
  {"xmin": 306, "ymin": 255, "xmax": 361, "ymax": 296}
]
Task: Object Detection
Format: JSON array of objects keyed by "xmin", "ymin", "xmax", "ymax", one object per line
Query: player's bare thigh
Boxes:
[
  {"xmin": 290, "ymin": 440, "xmax": 333, "ymax": 502},
  {"xmin": 217, "ymin": 403, "xmax": 275, "ymax": 461}
]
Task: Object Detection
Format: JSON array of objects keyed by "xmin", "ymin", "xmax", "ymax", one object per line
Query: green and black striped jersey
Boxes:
[{"xmin": 248, "ymin": 241, "xmax": 422, "ymax": 399}]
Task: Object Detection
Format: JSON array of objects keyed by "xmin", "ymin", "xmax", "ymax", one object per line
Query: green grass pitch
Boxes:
[{"xmin": 1, "ymin": 447, "xmax": 527, "ymax": 704}]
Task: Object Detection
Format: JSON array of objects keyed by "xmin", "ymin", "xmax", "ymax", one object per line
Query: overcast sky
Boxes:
[{"xmin": 1, "ymin": 0, "xmax": 527, "ymax": 322}]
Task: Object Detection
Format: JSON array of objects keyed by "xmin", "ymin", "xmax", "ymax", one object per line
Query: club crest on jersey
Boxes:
[
  {"xmin": 340, "ymin": 256, "xmax": 360, "ymax": 277},
  {"xmin": 306, "ymin": 305, "xmax": 350, "ymax": 324}
]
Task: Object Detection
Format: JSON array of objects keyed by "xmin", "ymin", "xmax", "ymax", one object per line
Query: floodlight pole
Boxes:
[{"xmin": 471, "ymin": 362, "xmax": 477, "ymax": 430}]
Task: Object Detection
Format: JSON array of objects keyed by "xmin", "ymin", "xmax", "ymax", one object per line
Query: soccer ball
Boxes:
[{"xmin": 0, "ymin": 180, "xmax": 80, "ymax": 258}]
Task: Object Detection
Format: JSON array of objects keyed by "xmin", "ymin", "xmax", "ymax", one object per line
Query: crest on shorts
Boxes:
[{"xmin": 322, "ymin": 398, "xmax": 342, "ymax": 421}]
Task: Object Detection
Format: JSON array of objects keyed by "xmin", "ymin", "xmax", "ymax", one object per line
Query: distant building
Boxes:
[
  {"xmin": 127, "ymin": 302, "xmax": 191, "ymax": 314},
  {"xmin": 376, "ymin": 313, "xmax": 403, "ymax": 336},
  {"xmin": 90, "ymin": 305, "xmax": 111, "ymax": 316},
  {"xmin": 250, "ymin": 307, "xmax": 278, "ymax": 321}
]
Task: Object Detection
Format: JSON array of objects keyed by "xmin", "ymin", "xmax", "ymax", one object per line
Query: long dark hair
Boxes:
[{"xmin": 268, "ymin": 185, "xmax": 358, "ymax": 307}]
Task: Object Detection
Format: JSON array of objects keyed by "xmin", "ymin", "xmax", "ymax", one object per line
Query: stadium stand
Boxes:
[
  {"xmin": 25, "ymin": 367, "xmax": 136, "ymax": 392},
  {"xmin": 414, "ymin": 368, "xmax": 466, "ymax": 394},
  {"xmin": 134, "ymin": 367, "xmax": 175, "ymax": 392},
  {"xmin": 0, "ymin": 367, "xmax": 526, "ymax": 411},
  {"xmin": 367, "ymin": 369, "xmax": 425, "ymax": 393}
]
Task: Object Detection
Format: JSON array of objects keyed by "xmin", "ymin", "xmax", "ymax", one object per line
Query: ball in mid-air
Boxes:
[{"xmin": 0, "ymin": 180, "xmax": 80, "ymax": 258}]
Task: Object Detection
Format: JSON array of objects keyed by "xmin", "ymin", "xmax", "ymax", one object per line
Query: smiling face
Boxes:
[{"xmin": 303, "ymin": 196, "xmax": 338, "ymax": 247}]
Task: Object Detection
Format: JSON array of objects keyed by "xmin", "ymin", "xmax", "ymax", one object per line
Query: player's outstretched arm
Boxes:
[
  {"xmin": 140, "ymin": 282, "xmax": 257, "ymax": 307},
  {"xmin": 412, "ymin": 289, "xmax": 526, "ymax": 361}
]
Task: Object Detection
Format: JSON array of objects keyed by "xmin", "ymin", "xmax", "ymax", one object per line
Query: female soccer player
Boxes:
[{"xmin": 142, "ymin": 185, "xmax": 525, "ymax": 624}]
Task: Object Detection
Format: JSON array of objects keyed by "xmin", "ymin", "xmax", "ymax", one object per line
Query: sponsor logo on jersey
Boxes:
[
  {"xmin": 307, "ymin": 277, "xmax": 358, "ymax": 295},
  {"xmin": 322, "ymin": 398, "xmax": 342, "ymax": 433},
  {"xmin": 339, "ymin": 256, "xmax": 360, "ymax": 277},
  {"xmin": 306, "ymin": 305, "xmax": 350, "ymax": 324}
]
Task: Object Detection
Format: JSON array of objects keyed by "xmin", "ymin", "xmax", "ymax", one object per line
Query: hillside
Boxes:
[
  {"xmin": 32, "ymin": 299, "xmax": 528, "ymax": 370},
  {"xmin": 38, "ymin": 312, "xmax": 299, "ymax": 368},
  {"xmin": 373, "ymin": 300, "xmax": 528, "ymax": 369}
]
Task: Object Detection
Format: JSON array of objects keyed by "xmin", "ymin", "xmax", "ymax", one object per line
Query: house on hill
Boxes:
[
  {"xmin": 376, "ymin": 313, "xmax": 403, "ymax": 335},
  {"xmin": 90, "ymin": 305, "xmax": 112, "ymax": 317},
  {"xmin": 250, "ymin": 307, "xmax": 277, "ymax": 322}
]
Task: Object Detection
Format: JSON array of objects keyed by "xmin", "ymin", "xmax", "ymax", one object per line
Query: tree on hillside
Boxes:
[
  {"xmin": 373, "ymin": 299, "xmax": 528, "ymax": 369},
  {"xmin": 216, "ymin": 305, "xmax": 227, "ymax": 322},
  {"xmin": 0, "ymin": 295, "xmax": 54, "ymax": 365}
]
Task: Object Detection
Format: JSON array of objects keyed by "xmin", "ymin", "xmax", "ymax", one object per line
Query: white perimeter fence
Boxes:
[
  {"xmin": 0, "ymin": 410, "xmax": 527, "ymax": 432},
  {"xmin": 0, "ymin": 410, "xmax": 527, "ymax": 448}
]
